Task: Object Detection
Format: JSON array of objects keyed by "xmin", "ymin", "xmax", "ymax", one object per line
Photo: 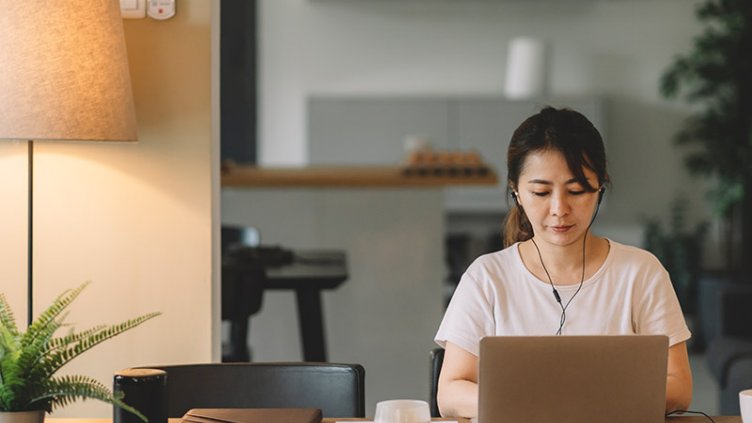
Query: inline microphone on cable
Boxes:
[{"xmin": 552, "ymin": 289, "xmax": 562, "ymax": 303}]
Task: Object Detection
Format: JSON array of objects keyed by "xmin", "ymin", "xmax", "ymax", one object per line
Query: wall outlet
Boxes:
[{"xmin": 147, "ymin": 0, "xmax": 176, "ymax": 20}]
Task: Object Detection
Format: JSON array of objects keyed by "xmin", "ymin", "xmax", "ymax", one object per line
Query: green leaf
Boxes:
[
  {"xmin": 0, "ymin": 283, "xmax": 159, "ymax": 415},
  {"xmin": 658, "ymin": 0, "xmax": 752, "ymax": 223},
  {"xmin": 29, "ymin": 375, "xmax": 146, "ymax": 422},
  {"xmin": 21, "ymin": 283, "xmax": 90, "ymax": 350},
  {"xmin": 0, "ymin": 293, "xmax": 19, "ymax": 338},
  {"xmin": 41, "ymin": 312, "xmax": 161, "ymax": 379}
]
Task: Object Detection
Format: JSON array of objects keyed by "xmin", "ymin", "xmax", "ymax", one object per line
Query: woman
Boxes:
[{"xmin": 434, "ymin": 107, "xmax": 692, "ymax": 417}]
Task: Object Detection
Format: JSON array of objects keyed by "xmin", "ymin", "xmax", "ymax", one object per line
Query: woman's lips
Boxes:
[{"xmin": 550, "ymin": 225, "xmax": 574, "ymax": 233}]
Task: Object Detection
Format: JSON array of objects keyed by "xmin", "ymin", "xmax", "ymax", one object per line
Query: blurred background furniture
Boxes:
[
  {"xmin": 429, "ymin": 348, "xmax": 445, "ymax": 417},
  {"xmin": 703, "ymin": 287, "xmax": 752, "ymax": 415},
  {"xmin": 135, "ymin": 362, "xmax": 365, "ymax": 417},
  {"xmin": 222, "ymin": 226, "xmax": 348, "ymax": 362}
]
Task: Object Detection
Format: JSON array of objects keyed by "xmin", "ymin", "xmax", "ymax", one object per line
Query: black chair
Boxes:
[
  {"xmin": 707, "ymin": 337, "xmax": 752, "ymax": 415},
  {"xmin": 135, "ymin": 362, "xmax": 365, "ymax": 418},
  {"xmin": 429, "ymin": 348, "xmax": 445, "ymax": 417},
  {"xmin": 705, "ymin": 289, "xmax": 752, "ymax": 415}
]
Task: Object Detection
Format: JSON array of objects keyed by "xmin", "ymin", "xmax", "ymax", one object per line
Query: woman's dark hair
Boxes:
[{"xmin": 503, "ymin": 106, "xmax": 610, "ymax": 247}]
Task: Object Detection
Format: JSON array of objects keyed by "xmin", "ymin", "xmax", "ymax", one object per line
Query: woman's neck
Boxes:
[{"xmin": 522, "ymin": 233, "xmax": 607, "ymax": 285}]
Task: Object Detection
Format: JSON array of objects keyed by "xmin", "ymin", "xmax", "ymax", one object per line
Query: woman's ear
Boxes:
[{"xmin": 509, "ymin": 184, "xmax": 519, "ymax": 204}]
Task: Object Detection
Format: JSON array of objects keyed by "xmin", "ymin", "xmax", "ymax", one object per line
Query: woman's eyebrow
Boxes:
[
  {"xmin": 526, "ymin": 178, "xmax": 591, "ymax": 185},
  {"xmin": 527, "ymin": 179, "xmax": 553, "ymax": 185}
]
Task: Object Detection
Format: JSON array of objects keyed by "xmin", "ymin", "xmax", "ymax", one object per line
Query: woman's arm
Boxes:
[
  {"xmin": 665, "ymin": 341, "xmax": 693, "ymax": 413},
  {"xmin": 437, "ymin": 342, "xmax": 480, "ymax": 418}
]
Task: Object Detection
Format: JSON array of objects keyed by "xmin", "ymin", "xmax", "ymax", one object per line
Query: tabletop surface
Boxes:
[
  {"xmin": 45, "ymin": 415, "xmax": 741, "ymax": 423},
  {"xmin": 266, "ymin": 250, "xmax": 347, "ymax": 283}
]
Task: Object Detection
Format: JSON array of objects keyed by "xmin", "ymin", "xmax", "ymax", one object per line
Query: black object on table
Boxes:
[
  {"xmin": 113, "ymin": 368, "xmax": 167, "ymax": 423},
  {"xmin": 222, "ymin": 245, "xmax": 347, "ymax": 362}
]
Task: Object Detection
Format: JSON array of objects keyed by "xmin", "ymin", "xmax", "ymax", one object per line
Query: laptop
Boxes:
[{"xmin": 478, "ymin": 335, "xmax": 668, "ymax": 423}]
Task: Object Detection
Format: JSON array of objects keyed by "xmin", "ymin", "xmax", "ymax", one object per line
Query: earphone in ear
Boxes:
[{"xmin": 511, "ymin": 191, "xmax": 519, "ymax": 205}]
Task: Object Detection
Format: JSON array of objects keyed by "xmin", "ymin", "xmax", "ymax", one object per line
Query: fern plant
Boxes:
[{"xmin": 0, "ymin": 282, "xmax": 160, "ymax": 420}]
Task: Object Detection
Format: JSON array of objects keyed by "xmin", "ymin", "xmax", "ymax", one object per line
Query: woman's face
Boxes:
[{"xmin": 514, "ymin": 149, "xmax": 601, "ymax": 248}]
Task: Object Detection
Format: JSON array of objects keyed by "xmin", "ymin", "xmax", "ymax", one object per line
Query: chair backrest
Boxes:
[
  {"xmin": 136, "ymin": 362, "xmax": 365, "ymax": 418},
  {"xmin": 429, "ymin": 348, "xmax": 445, "ymax": 417}
]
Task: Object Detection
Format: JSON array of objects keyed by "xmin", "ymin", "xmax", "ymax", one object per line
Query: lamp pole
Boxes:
[{"xmin": 27, "ymin": 140, "xmax": 33, "ymax": 326}]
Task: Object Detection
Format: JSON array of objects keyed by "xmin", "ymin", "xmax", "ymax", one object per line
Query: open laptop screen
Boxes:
[{"xmin": 478, "ymin": 335, "xmax": 668, "ymax": 423}]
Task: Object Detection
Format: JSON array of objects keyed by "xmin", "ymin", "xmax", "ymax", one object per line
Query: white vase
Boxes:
[
  {"xmin": 504, "ymin": 36, "xmax": 547, "ymax": 100},
  {"xmin": 0, "ymin": 411, "xmax": 45, "ymax": 423}
]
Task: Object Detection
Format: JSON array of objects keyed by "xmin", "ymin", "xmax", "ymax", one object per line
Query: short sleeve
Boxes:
[
  {"xmin": 634, "ymin": 257, "xmax": 692, "ymax": 347},
  {"xmin": 434, "ymin": 270, "xmax": 496, "ymax": 357}
]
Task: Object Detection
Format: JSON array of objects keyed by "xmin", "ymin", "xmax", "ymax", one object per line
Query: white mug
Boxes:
[
  {"xmin": 374, "ymin": 399, "xmax": 431, "ymax": 423},
  {"xmin": 740, "ymin": 389, "xmax": 752, "ymax": 423}
]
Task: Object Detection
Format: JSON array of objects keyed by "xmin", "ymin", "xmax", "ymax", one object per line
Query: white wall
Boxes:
[
  {"xmin": 0, "ymin": 1, "xmax": 217, "ymax": 417},
  {"xmin": 258, "ymin": 0, "xmax": 714, "ymax": 243}
]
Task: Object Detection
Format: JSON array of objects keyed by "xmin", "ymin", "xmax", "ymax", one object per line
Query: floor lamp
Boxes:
[{"xmin": 0, "ymin": 1, "xmax": 138, "ymax": 326}]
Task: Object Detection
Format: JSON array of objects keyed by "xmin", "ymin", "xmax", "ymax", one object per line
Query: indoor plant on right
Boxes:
[
  {"xmin": 660, "ymin": 0, "xmax": 752, "ymax": 338},
  {"xmin": 0, "ymin": 282, "xmax": 160, "ymax": 423},
  {"xmin": 660, "ymin": 0, "xmax": 752, "ymax": 413},
  {"xmin": 660, "ymin": 0, "xmax": 752, "ymax": 274}
]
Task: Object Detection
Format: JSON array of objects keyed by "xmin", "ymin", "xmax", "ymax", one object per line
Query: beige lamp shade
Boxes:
[{"xmin": 0, "ymin": 0, "xmax": 137, "ymax": 141}]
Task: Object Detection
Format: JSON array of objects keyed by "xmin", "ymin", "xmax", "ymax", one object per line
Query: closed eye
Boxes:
[{"xmin": 532, "ymin": 192, "xmax": 549, "ymax": 197}]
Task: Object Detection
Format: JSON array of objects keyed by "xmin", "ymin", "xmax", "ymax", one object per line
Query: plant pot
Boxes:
[{"xmin": 0, "ymin": 411, "xmax": 45, "ymax": 423}]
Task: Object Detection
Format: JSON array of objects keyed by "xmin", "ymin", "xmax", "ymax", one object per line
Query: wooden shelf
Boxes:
[{"xmin": 221, "ymin": 165, "xmax": 498, "ymax": 188}]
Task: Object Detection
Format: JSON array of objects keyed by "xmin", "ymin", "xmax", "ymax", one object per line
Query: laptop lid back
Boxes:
[{"xmin": 478, "ymin": 335, "xmax": 668, "ymax": 423}]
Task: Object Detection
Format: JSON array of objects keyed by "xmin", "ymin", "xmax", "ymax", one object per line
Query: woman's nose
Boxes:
[{"xmin": 550, "ymin": 192, "xmax": 571, "ymax": 216}]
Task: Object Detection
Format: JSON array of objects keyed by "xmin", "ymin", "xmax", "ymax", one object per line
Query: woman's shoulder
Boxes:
[
  {"xmin": 474, "ymin": 243, "xmax": 520, "ymax": 263},
  {"xmin": 465, "ymin": 243, "xmax": 523, "ymax": 275},
  {"xmin": 607, "ymin": 239, "xmax": 665, "ymax": 270}
]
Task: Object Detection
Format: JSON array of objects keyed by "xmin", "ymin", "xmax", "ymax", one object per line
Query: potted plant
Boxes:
[
  {"xmin": 660, "ymin": 0, "xmax": 752, "ymax": 346},
  {"xmin": 0, "ymin": 282, "xmax": 160, "ymax": 423},
  {"xmin": 660, "ymin": 0, "xmax": 752, "ymax": 273}
]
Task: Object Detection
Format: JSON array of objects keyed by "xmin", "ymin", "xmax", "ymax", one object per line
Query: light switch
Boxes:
[{"xmin": 120, "ymin": 0, "xmax": 146, "ymax": 19}]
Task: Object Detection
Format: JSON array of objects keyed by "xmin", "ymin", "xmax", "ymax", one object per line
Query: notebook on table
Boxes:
[
  {"xmin": 478, "ymin": 335, "xmax": 669, "ymax": 423},
  {"xmin": 181, "ymin": 408, "xmax": 322, "ymax": 423}
]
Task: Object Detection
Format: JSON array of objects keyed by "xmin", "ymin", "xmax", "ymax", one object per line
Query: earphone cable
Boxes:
[
  {"xmin": 557, "ymin": 235, "xmax": 588, "ymax": 334},
  {"xmin": 530, "ymin": 190, "xmax": 602, "ymax": 335},
  {"xmin": 665, "ymin": 410, "xmax": 715, "ymax": 423}
]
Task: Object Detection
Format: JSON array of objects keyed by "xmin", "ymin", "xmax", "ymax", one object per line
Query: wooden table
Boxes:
[
  {"xmin": 46, "ymin": 415, "xmax": 741, "ymax": 423},
  {"xmin": 265, "ymin": 250, "xmax": 348, "ymax": 362}
]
